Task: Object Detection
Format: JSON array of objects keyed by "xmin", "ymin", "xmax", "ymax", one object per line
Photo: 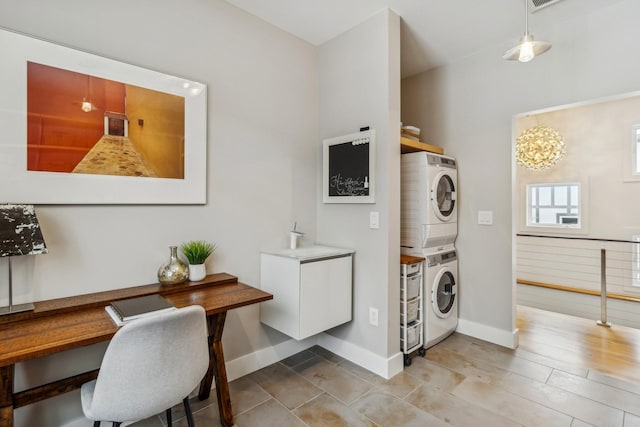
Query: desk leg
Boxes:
[
  {"xmin": 0, "ymin": 365, "xmax": 14, "ymax": 427},
  {"xmin": 199, "ymin": 312, "xmax": 233, "ymax": 427}
]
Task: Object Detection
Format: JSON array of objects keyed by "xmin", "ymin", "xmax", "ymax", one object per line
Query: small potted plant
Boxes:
[{"xmin": 180, "ymin": 240, "xmax": 216, "ymax": 281}]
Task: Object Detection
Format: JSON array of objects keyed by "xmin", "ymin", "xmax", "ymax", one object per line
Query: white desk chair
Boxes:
[{"xmin": 81, "ymin": 305, "xmax": 209, "ymax": 427}]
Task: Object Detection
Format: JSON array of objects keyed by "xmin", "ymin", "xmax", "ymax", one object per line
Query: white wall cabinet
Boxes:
[{"xmin": 260, "ymin": 246, "xmax": 354, "ymax": 340}]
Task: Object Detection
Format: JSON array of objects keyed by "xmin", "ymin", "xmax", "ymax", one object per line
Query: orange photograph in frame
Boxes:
[{"xmin": 27, "ymin": 62, "xmax": 186, "ymax": 179}]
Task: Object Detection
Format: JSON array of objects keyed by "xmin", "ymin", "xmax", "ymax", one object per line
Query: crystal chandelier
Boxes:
[{"xmin": 515, "ymin": 125, "xmax": 566, "ymax": 170}]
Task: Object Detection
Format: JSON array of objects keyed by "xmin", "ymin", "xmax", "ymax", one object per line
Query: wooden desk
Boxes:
[{"xmin": 0, "ymin": 273, "xmax": 272, "ymax": 427}]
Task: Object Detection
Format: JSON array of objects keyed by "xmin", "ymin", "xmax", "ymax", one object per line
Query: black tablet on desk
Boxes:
[{"xmin": 110, "ymin": 294, "xmax": 175, "ymax": 322}]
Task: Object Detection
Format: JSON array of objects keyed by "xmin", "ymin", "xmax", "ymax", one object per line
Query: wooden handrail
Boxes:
[{"xmin": 517, "ymin": 279, "xmax": 640, "ymax": 303}]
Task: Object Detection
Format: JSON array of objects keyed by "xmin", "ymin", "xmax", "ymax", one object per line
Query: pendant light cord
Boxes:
[{"xmin": 523, "ymin": 0, "xmax": 529, "ymax": 36}]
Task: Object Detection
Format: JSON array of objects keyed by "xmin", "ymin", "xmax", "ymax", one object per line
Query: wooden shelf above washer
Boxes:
[{"xmin": 400, "ymin": 136, "xmax": 444, "ymax": 155}]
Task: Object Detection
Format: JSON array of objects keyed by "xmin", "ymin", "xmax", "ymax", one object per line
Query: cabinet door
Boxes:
[{"xmin": 299, "ymin": 255, "xmax": 352, "ymax": 339}]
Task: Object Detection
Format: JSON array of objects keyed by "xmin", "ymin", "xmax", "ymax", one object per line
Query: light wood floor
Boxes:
[
  {"xmin": 133, "ymin": 305, "xmax": 640, "ymax": 426},
  {"xmin": 517, "ymin": 304, "xmax": 640, "ymax": 384}
]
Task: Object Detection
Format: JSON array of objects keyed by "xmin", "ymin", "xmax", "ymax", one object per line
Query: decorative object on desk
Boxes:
[
  {"xmin": 516, "ymin": 125, "xmax": 566, "ymax": 170},
  {"xmin": 180, "ymin": 240, "xmax": 216, "ymax": 281},
  {"xmin": 105, "ymin": 294, "xmax": 175, "ymax": 325},
  {"xmin": 0, "ymin": 204, "xmax": 48, "ymax": 315},
  {"xmin": 157, "ymin": 246, "xmax": 189, "ymax": 285}
]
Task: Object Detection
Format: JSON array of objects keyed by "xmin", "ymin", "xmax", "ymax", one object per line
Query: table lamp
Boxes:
[{"xmin": 0, "ymin": 204, "xmax": 48, "ymax": 315}]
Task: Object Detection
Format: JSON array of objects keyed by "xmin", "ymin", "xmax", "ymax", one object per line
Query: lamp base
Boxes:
[{"xmin": 0, "ymin": 302, "xmax": 35, "ymax": 316}]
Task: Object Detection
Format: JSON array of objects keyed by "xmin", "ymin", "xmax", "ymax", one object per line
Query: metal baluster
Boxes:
[{"xmin": 596, "ymin": 248, "xmax": 611, "ymax": 327}]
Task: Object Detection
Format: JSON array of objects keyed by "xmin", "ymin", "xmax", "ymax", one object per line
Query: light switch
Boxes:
[
  {"xmin": 478, "ymin": 210, "xmax": 493, "ymax": 225},
  {"xmin": 369, "ymin": 211, "xmax": 379, "ymax": 229}
]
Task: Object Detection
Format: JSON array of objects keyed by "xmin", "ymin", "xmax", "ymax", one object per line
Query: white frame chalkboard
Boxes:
[{"xmin": 323, "ymin": 129, "xmax": 375, "ymax": 204}]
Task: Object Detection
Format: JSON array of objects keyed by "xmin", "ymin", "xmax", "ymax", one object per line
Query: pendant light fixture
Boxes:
[
  {"xmin": 516, "ymin": 125, "xmax": 565, "ymax": 170},
  {"xmin": 503, "ymin": 0, "xmax": 552, "ymax": 62}
]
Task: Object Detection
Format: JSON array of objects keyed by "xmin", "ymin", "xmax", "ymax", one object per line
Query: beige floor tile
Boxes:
[
  {"xmin": 588, "ymin": 369, "xmax": 640, "ymax": 395},
  {"xmin": 128, "ymin": 415, "xmax": 164, "ymax": 427},
  {"xmin": 350, "ymin": 390, "xmax": 450, "ymax": 427},
  {"xmin": 294, "ymin": 393, "xmax": 376, "ymax": 427},
  {"xmin": 234, "ymin": 399, "xmax": 306, "ymax": 427},
  {"xmin": 625, "ymin": 412, "xmax": 640, "ymax": 427},
  {"xmin": 163, "ymin": 395, "xmax": 213, "ymax": 425},
  {"xmin": 571, "ymin": 419, "xmax": 596, "ymax": 427},
  {"xmin": 293, "ymin": 356, "xmax": 374, "ymax": 405},
  {"xmin": 230, "ymin": 376, "xmax": 272, "ymax": 415},
  {"xmin": 548, "ymin": 370, "xmax": 640, "ymax": 416},
  {"xmin": 502, "ymin": 372, "xmax": 623, "ymax": 427},
  {"xmin": 173, "ymin": 402, "xmax": 221, "ymax": 427},
  {"xmin": 309, "ymin": 345, "xmax": 346, "ymax": 364},
  {"xmin": 513, "ymin": 347, "xmax": 589, "ymax": 378},
  {"xmin": 405, "ymin": 382, "xmax": 523, "ymax": 427},
  {"xmin": 281, "ymin": 349, "xmax": 318, "ymax": 368},
  {"xmin": 250, "ymin": 363, "xmax": 323, "ymax": 409},
  {"xmin": 403, "ymin": 354, "xmax": 465, "ymax": 391},
  {"xmin": 424, "ymin": 344, "xmax": 510, "ymax": 383},
  {"xmin": 453, "ymin": 377, "xmax": 573, "ymax": 426},
  {"xmin": 449, "ymin": 338, "xmax": 553, "ymax": 383},
  {"xmin": 373, "ymin": 371, "xmax": 423, "ymax": 399},
  {"xmin": 337, "ymin": 359, "xmax": 387, "ymax": 385}
]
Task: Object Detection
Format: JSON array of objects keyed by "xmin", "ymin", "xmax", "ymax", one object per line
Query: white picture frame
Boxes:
[
  {"xmin": 0, "ymin": 28, "xmax": 207, "ymax": 204},
  {"xmin": 323, "ymin": 129, "xmax": 375, "ymax": 204}
]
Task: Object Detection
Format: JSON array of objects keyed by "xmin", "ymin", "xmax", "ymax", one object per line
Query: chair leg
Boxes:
[
  {"xmin": 112, "ymin": 423, "xmax": 121, "ymax": 427},
  {"xmin": 184, "ymin": 397, "xmax": 195, "ymax": 427},
  {"xmin": 166, "ymin": 407, "xmax": 172, "ymax": 427},
  {"xmin": 93, "ymin": 422, "xmax": 100, "ymax": 427}
]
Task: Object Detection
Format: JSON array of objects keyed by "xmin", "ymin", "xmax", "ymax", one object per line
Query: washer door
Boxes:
[
  {"xmin": 432, "ymin": 267, "xmax": 456, "ymax": 319},
  {"xmin": 431, "ymin": 171, "xmax": 456, "ymax": 222}
]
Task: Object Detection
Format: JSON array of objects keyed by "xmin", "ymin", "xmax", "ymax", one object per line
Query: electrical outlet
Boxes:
[{"xmin": 369, "ymin": 307, "xmax": 379, "ymax": 326}]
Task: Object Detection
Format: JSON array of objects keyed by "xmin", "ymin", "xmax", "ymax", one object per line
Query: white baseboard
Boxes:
[
  {"xmin": 225, "ymin": 336, "xmax": 317, "ymax": 382},
  {"xmin": 456, "ymin": 318, "xmax": 519, "ymax": 349},
  {"xmin": 317, "ymin": 333, "xmax": 404, "ymax": 379},
  {"xmin": 226, "ymin": 332, "xmax": 404, "ymax": 381}
]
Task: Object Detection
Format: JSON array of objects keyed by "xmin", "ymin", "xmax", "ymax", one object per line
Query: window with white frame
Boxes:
[
  {"xmin": 623, "ymin": 124, "xmax": 640, "ymax": 182},
  {"xmin": 527, "ymin": 183, "xmax": 580, "ymax": 228}
]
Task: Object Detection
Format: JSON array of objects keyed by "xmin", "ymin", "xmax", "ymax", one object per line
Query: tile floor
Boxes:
[{"xmin": 130, "ymin": 331, "xmax": 640, "ymax": 427}]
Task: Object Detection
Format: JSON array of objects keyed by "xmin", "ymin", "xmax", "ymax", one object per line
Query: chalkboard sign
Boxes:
[{"xmin": 323, "ymin": 129, "xmax": 375, "ymax": 203}]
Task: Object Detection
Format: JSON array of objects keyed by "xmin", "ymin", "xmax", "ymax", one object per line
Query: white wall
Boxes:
[
  {"xmin": 0, "ymin": 1, "xmax": 318, "ymax": 425},
  {"xmin": 401, "ymin": 0, "xmax": 640, "ymax": 347},
  {"xmin": 317, "ymin": 9, "xmax": 402, "ymax": 367}
]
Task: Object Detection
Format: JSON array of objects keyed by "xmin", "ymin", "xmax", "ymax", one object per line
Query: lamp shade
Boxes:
[{"xmin": 0, "ymin": 204, "xmax": 47, "ymax": 257}]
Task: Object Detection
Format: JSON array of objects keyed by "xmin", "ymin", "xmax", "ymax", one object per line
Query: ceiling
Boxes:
[{"xmin": 224, "ymin": 0, "xmax": 624, "ymax": 78}]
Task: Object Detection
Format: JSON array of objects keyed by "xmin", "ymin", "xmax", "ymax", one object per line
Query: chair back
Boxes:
[{"xmin": 87, "ymin": 305, "xmax": 209, "ymax": 422}]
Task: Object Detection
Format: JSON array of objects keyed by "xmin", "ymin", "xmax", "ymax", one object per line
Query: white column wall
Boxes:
[{"xmin": 317, "ymin": 9, "xmax": 401, "ymax": 367}]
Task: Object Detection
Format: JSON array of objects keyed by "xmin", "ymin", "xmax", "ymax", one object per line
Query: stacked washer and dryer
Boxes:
[{"xmin": 401, "ymin": 152, "xmax": 458, "ymax": 349}]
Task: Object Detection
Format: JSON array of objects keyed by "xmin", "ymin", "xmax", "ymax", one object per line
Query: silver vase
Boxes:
[{"xmin": 157, "ymin": 246, "xmax": 189, "ymax": 285}]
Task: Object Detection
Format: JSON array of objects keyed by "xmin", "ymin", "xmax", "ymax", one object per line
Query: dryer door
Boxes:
[
  {"xmin": 432, "ymin": 267, "xmax": 456, "ymax": 319},
  {"xmin": 431, "ymin": 171, "xmax": 456, "ymax": 222}
]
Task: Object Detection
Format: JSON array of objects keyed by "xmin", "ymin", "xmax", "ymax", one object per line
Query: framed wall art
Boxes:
[
  {"xmin": 323, "ymin": 129, "xmax": 375, "ymax": 203},
  {"xmin": 0, "ymin": 28, "xmax": 207, "ymax": 204}
]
